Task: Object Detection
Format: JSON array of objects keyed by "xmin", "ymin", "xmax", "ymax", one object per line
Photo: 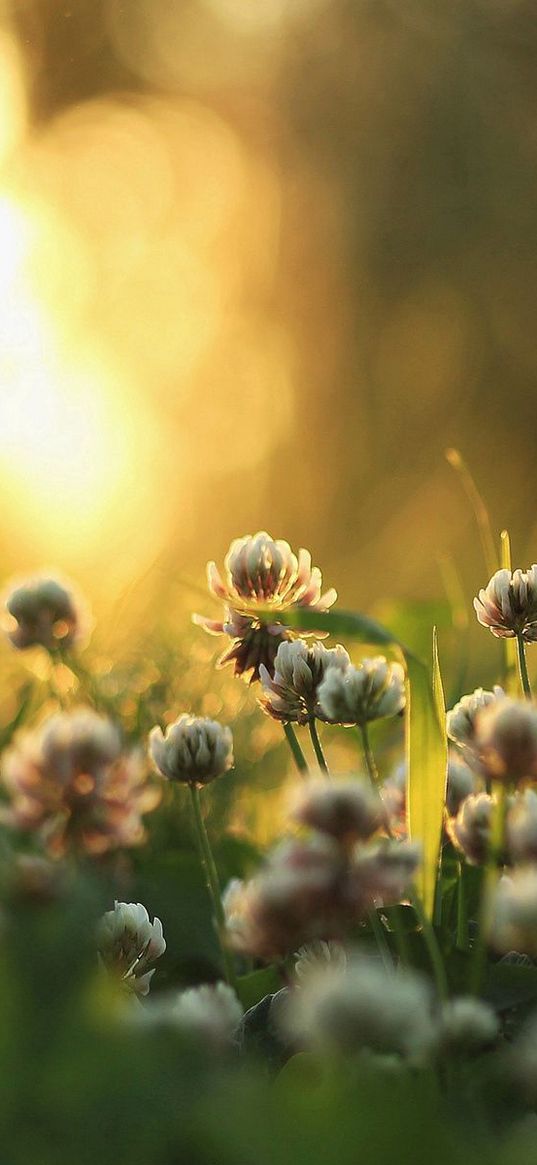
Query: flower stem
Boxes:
[
  {"xmin": 282, "ymin": 722, "xmax": 309, "ymax": 776},
  {"xmin": 189, "ymin": 784, "xmax": 237, "ymax": 991},
  {"xmin": 516, "ymin": 633, "xmax": 532, "ymax": 700},
  {"xmin": 358, "ymin": 722, "xmax": 379, "ymax": 787},
  {"xmin": 456, "ymin": 861, "xmax": 469, "ymax": 952},
  {"xmin": 308, "ymin": 719, "xmax": 330, "ymax": 777},
  {"xmin": 412, "ymin": 891, "xmax": 448, "ymax": 1001}
]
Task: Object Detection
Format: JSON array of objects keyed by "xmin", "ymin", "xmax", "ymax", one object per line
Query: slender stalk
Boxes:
[
  {"xmin": 368, "ymin": 908, "xmax": 394, "ymax": 973},
  {"xmin": 308, "ymin": 718, "xmax": 330, "ymax": 777},
  {"xmin": 456, "ymin": 861, "xmax": 469, "ymax": 952},
  {"xmin": 282, "ymin": 722, "xmax": 309, "ymax": 775},
  {"xmin": 189, "ymin": 784, "xmax": 237, "ymax": 991},
  {"xmin": 516, "ymin": 634, "xmax": 532, "ymax": 700},
  {"xmin": 412, "ymin": 892, "xmax": 448, "ymax": 1001},
  {"xmin": 358, "ymin": 721, "xmax": 379, "ymax": 787},
  {"xmin": 445, "ymin": 449, "xmax": 498, "ymax": 579}
]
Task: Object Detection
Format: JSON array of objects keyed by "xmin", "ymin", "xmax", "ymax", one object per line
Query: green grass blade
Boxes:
[
  {"xmin": 406, "ymin": 633, "xmax": 448, "ymax": 919},
  {"xmin": 500, "ymin": 530, "xmax": 518, "ymax": 696}
]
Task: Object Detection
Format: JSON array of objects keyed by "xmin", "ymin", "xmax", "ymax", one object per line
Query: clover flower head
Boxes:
[
  {"xmin": 149, "ymin": 714, "xmax": 233, "ymax": 787},
  {"xmin": 507, "ymin": 789, "xmax": 537, "ymax": 864},
  {"xmin": 294, "ymin": 940, "xmax": 348, "ymax": 983},
  {"xmin": 474, "ymin": 698, "xmax": 537, "ymax": 786},
  {"xmin": 350, "ymin": 839, "xmax": 422, "ymax": 905},
  {"xmin": 317, "ymin": 657, "xmax": 406, "ymax": 727},
  {"xmin": 446, "ymin": 755, "xmax": 478, "ymax": 817},
  {"xmin": 447, "ymin": 686, "xmax": 505, "ymax": 764},
  {"xmin": 474, "ymin": 567, "xmax": 537, "ymax": 641},
  {"xmin": 97, "ymin": 900, "xmax": 166, "ymax": 998},
  {"xmin": 280, "ymin": 955, "xmax": 436, "ymax": 1064},
  {"xmin": 489, "ymin": 869, "xmax": 537, "ymax": 956},
  {"xmin": 292, "ymin": 777, "xmax": 385, "ymax": 845},
  {"xmin": 446, "ymin": 792, "xmax": 493, "ymax": 866},
  {"xmin": 437, "ymin": 998, "xmax": 499, "ymax": 1056},
  {"xmin": 1, "ymin": 709, "xmax": 159, "ymax": 857},
  {"xmin": 194, "ymin": 531, "xmax": 337, "ymax": 682},
  {"xmin": 3, "ymin": 575, "xmax": 86, "ymax": 652},
  {"xmin": 258, "ymin": 640, "xmax": 350, "ymax": 724},
  {"xmin": 168, "ymin": 982, "xmax": 243, "ymax": 1046}
]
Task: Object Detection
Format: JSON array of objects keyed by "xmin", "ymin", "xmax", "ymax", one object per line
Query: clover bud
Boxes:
[
  {"xmin": 437, "ymin": 998, "xmax": 499, "ymax": 1056},
  {"xmin": 489, "ymin": 870, "xmax": 537, "ymax": 956},
  {"xmin": 97, "ymin": 901, "xmax": 166, "ymax": 998},
  {"xmin": 317, "ymin": 657, "xmax": 405, "ymax": 727},
  {"xmin": 3, "ymin": 575, "xmax": 86, "ymax": 652},
  {"xmin": 292, "ymin": 777, "xmax": 385, "ymax": 845},
  {"xmin": 507, "ymin": 790, "xmax": 537, "ymax": 864},
  {"xmin": 259, "ymin": 640, "xmax": 349, "ymax": 724},
  {"xmin": 446, "ymin": 793, "xmax": 493, "ymax": 866},
  {"xmin": 447, "ymin": 687, "xmax": 505, "ymax": 768},
  {"xmin": 294, "ymin": 940, "xmax": 348, "ymax": 982},
  {"xmin": 149, "ymin": 714, "xmax": 233, "ymax": 787},
  {"xmin": 474, "ymin": 566, "xmax": 537, "ymax": 641},
  {"xmin": 474, "ymin": 699, "xmax": 537, "ymax": 786}
]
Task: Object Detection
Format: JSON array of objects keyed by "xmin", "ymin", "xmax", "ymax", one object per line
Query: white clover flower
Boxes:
[
  {"xmin": 280, "ymin": 956, "xmax": 436, "ymax": 1064},
  {"xmin": 292, "ymin": 777, "xmax": 385, "ymax": 844},
  {"xmin": 294, "ymin": 940, "xmax": 348, "ymax": 983},
  {"xmin": 474, "ymin": 699, "xmax": 537, "ymax": 786},
  {"xmin": 194, "ymin": 531, "xmax": 337, "ymax": 682},
  {"xmin": 446, "ymin": 756, "xmax": 479, "ymax": 817},
  {"xmin": 258, "ymin": 640, "xmax": 350, "ymax": 724},
  {"xmin": 317, "ymin": 657, "xmax": 405, "ymax": 727},
  {"xmin": 149, "ymin": 714, "xmax": 233, "ymax": 787},
  {"xmin": 170, "ymin": 982, "xmax": 243, "ymax": 1045},
  {"xmin": 350, "ymin": 840, "xmax": 422, "ymax": 905},
  {"xmin": 489, "ymin": 869, "xmax": 537, "ymax": 956},
  {"xmin": 446, "ymin": 793, "xmax": 493, "ymax": 866},
  {"xmin": 97, "ymin": 901, "xmax": 166, "ymax": 998},
  {"xmin": 447, "ymin": 687, "xmax": 505, "ymax": 765},
  {"xmin": 507, "ymin": 790, "xmax": 537, "ymax": 864},
  {"xmin": 437, "ymin": 998, "xmax": 499, "ymax": 1055},
  {"xmin": 222, "ymin": 878, "xmax": 249, "ymax": 946},
  {"xmin": 3, "ymin": 575, "xmax": 87, "ymax": 652},
  {"xmin": 474, "ymin": 567, "xmax": 537, "ymax": 641}
]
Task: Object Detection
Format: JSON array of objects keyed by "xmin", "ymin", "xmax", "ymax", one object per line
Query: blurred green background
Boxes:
[{"xmin": 1, "ymin": 0, "xmax": 536, "ymax": 663}]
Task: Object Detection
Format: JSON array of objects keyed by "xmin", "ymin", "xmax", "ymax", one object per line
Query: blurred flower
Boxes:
[
  {"xmin": 222, "ymin": 877, "xmax": 249, "ymax": 946},
  {"xmin": 292, "ymin": 777, "xmax": 385, "ymax": 845},
  {"xmin": 381, "ymin": 752, "xmax": 477, "ymax": 833},
  {"xmin": 317, "ymin": 657, "xmax": 405, "ymax": 727},
  {"xmin": 149, "ymin": 714, "xmax": 233, "ymax": 787},
  {"xmin": 294, "ymin": 939, "xmax": 348, "ymax": 982},
  {"xmin": 507, "ymin": 790, "xmax": 537, "ymax": 864},
  {"xmin": 350, "ymin": 840, "xmax": 422, "ymax": 905},
  {"xmin": 280, "ymin": 955, "xmax": 436, "ymax": 1064},
  {"xmin": 258, "ymin": 640, "xmax": 349, "ymax": 724},
  {"xmin": 2, "ymin": 709, "xmax": 159, "ymax": 857},
  {"xmin": 3, "ymin": 575, "xmax": 86, "ymax": 652},
  {"xmin": 446, "ymin": 793, "xmax": 493, "ymax": 866},
  {"xmin": 447, "ymin": 686, "xmax": 505, "ymax": 766},
  {"xmin": 168, "ymin": 983, "xmax": 243, "ymax": 1046},
  {"xmin": 97, "ymin": 900, "xmax": 166, "ymax": 998},
  {"xmin": 474, "ymin": 567, "xmax": 537, "ymax": 641},
  {"xmin": 474, "ymin": 698, "xmax": 537, "ymax": 786},
  {"xmin": 194, "ymin": 531, "xmax": 337, "ymax": 683},
  {"xmin": 489, "ymin": 869, "xmax": 537, "ymax": 956},
  {"xmin": 436, "ymin": 998, "xmax": 499, "ymax": 1055},
  {"xmin": 446, "ymin": 756, "xmax": 479, "ymax": 817}
]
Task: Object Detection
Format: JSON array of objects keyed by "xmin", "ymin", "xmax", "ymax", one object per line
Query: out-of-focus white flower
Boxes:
[
  {"xmin": 436, "ymin": 998, "xmax": 499, "ymax": 1055},
  {"xmin": 489, "ymin": 869, "xmax": 537, "ymax": 956},
  {"xmin": 222, "ymin": 878, "xmax": 249, "ymax": 946},
  {"xmin": 1, "ymin": 709, "xmax": 159, "ymax": 858},
  {"xmin": 507, "ymin": 790, "xmax": 537, "ymax": 864},
  {"xmin": 474, "ymin": 699, "xmax": 537, "ymax": 786},
  {"xmin": 317, "ymin": 657, "xmax": 405, "ymax": 727},
  {"xmin": 474, "ymin": 567, "xmax": 537, "ymax": 641},
  {"xmin": 258, "ymin": 640, "xmax": 349, "ymax": 724},
  {"xmin": 97, "ymin": 901, "xmax": 166, "ymax": 998},
  {"xmin": 292, "ymin": 777, "xmax": 385, "ymax": 844},
  {"xmin": 3, "ymin": 575, "xmax": 87, "ymax": 652},
  {"xmin": 149, "ymin": 715, "xmax": 233, "ymax": 787},
  {"xmin": 194, "ymin": 532, "xmax": 337, "ymax": 682},
  {"xmin": 447, "ymin": 687, "xmax": 505, "ymax": 765},
  {"xmin": 446, "ymin": 793, "xmax": 493, "ymax": 866},
  {"xmin": 350, "ymin": 840, "xmax": 422, "ymax": 905},
  {"xmin": 294, "ymin": 940, "xmax": 348, "ymax": 983},
  {"xmin": 127, "ymin": 982, "xmax": 243, "ymax": 1048},
  {"xmin": 279, "ymin": 955, "xmax": 436, "ymax": 1064},
  {"xmin": 381, "ymin": 752, "xmax": 477, "ymax": 832}
]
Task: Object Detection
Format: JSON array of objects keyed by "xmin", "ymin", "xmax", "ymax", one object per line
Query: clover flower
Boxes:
[
  {"xmin": 1, "ymin": 710, "xmax": 159, "ymax": 858},
  {"xmin": 97, "ymin": 901, "xmax": 166, "ymax": 998},
  {"xmin": 258, "ymin": 640, "xmax": 350, "ymax": 724},
  {"xmin": 292, "ymin": 777, "xmax": 385, "ymax": 845},
  {"xmin": 167, "ymin": 983, "xmax": 243, "ymax": 1046},
  {"xmin": 149, "ymin": 714, "xmax": 233, "ymax": 787},
  {"xmin": 474, "ymin": 567, "xmax": 537, "ymax": 641},
  {"xmin": 446, "ymin": 793, "xmax": 493, "ymax": 866},
  {"xmin": 294, "ymin": 940, "xmax": 348, "ymax": 982},
  {"xmin": 194, "ymin": 531, "xmax": 337, "ymax": 682},
  {"xmin": 3, "ymin": 575, "xmax": 86, "ymax": 652},
  {"xmin": 474, "ymin": 698, "xmax": 537, "ymax": 786},
  {"xmin": 489, "ymin": 869, "xmax": 537, "ymax": 956},
  {"xmin": 447, "ymin": 687, "xmax": 505, "ymax": 766},
  {"xmin": 280, "ymin": 956, "xmax": 436, "ymax": 1064},
  {"xmin": 436, "ymin": 998, "xmax": 499, "ymax": 1056},
  {"xmin": 317, "ymin": 657, "xmax": 406, "ymax": 727},
  {"xmin": 507, "ymin": 790, "xmax": 537, "ymax": 864},
  {"xmin": 350, "ymin": 840, "xmax": 422, "ymax": 904},
  {"xmin": 381, "ymin": 753, "xmax": 477, "ymax": 832}
]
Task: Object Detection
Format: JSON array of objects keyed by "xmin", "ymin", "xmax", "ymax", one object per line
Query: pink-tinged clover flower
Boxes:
[
  {"xmin": 149, "ymin": 714, "xmax": 233, "ymax": 787},
  {"xmin": 3, "ymin": 575, "xmax": 87, "ymax": 652},
  {"xmin": 474, "ymin": 567, "xmax": 537, "ymax": 641},
  {"xmin": 258, "ymin": 640, "xmax": 350, "ymax": 724},
  {"xmin": 194, "ymin": 531, "xmax": 337, "ymax": 682}
]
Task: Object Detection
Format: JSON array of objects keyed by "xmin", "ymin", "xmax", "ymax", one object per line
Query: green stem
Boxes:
[
  {"xmin": 470, "ymin": 784, "xmax": 508, "ymax": 997},
  {"xmin": 358, "ymin": 722, "xmax": 379, "ymax": 788},
  {"xmin": 189, "ymin": 784, "xmax": 237, "ymax": 991},
  {"xmin": 308, "ymin": 719, "xmax": 330, "ymax": 776},
  {"xmin": 368, "ymin": 908, "xmax": 394, "ymax": 973},
  {"xmin": 283, "ymin": 722, "xmax": 309, "ymax": 776},
  {"xmin": 412, "ymin": 892, "xmax": 448, "ymax": 1001},
  {"xmin": 516, "ymin": 634, "xmax": 532, "ymax": 700},
  {"xmin": 456, "ymin": 861, "xmax": 469, "ymax": 952}
]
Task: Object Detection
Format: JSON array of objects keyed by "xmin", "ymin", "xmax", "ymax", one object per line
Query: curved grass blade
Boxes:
[{"xmin": 500, "ymin": 530, "xmax": 519, "ymax": 697}]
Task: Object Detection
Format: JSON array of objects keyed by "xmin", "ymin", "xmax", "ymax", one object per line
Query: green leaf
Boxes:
[
  {"xmin": 270, "ymin": 607, "xmax": 406, "ymax": 651},
  {"xmin": 405, "ymin": 634, "xmax": 447, "ymax": 920},
  {"xmin": 236, "ymin": 966, "xmax": 282, "ymax": 1011}
]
